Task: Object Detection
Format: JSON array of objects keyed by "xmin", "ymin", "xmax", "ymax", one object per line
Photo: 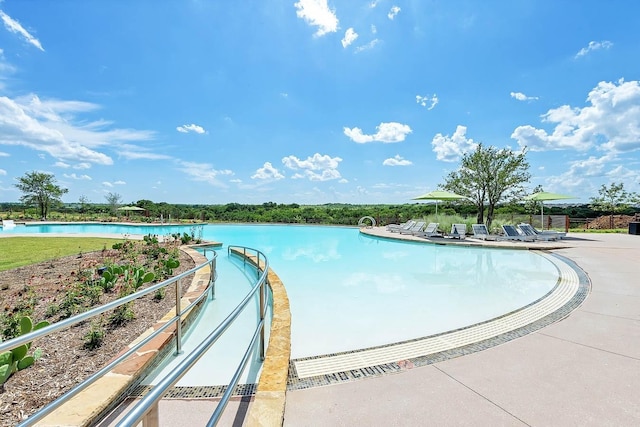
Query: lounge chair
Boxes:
[
  {"xmin": 387, "ymin": 220, "xmax": 416, "ymax": 233},
  {"xmin": 1, "ymin": 219, "xmax": 15, "ymax": 230},
  {"xmin": 447, "ymin": 223, "xmax": 466, "ymax": 239},
  {"xmin": 471, "ymin": 224, "xmax": 499, "ymax": 241},
  {"xmin": 501, "ymin": 225, "xmax": 536, "ymax": 242},
  {"xmin": 524, "ymin": 223, "xmax": 567, "ymax": 239},
  {"xmin": 400, "ymin": 221, "xmax": 426, "ymax": 235},
  {"xmin": 517, "ymin": 224, "xmax": 558, "ymax": 241},
  {"xmin": 414, "ymin": 222, "xmax": 442, "ymax": 238}
]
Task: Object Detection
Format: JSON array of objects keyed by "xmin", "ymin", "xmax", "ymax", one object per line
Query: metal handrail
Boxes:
[
  {"xmin": 116, "ymin": 245, "xmax": 270, "ymax": 427},
  {"xmin": 0, "ymin": 252, "xmax": 218, "ymax": 427}
]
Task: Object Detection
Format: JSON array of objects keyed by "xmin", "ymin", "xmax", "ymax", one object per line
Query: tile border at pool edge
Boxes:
[{"xmin": 287, "ymin": 251, "xmax": 590, "ymax": 390}]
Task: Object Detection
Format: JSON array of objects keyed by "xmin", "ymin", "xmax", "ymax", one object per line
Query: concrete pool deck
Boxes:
[{"xmin": 283, "ymin": 230, "xmax": 640, "ymax": 426}]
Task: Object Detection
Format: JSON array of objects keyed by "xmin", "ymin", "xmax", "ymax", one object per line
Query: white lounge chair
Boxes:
[
  {"xmin": 387, "ymin": 220, "xmax": 416, "ymax": 233},
  {"xmin": 501, "ymin": 225, "xmax": 536, "ymax": 242},
  {"xmin": 400, "ymin": 221, "xmax": 426, "ymax": 235},
  {"xmin": 471, "ymin": 224, "xmax": 499, "ymax": 241},
  {"xmin": 517, "ymin": 224, "xmax": 558, "ymax": 241},
  {"xmin": 448, "ymin": 223, "xmax": 466, "ymax": 239},
  {"xmin": 525, "ymin": 223, "xmax": 567, "ymax": 239},
  {"xmin": 415, "ymin": 222, "xmax": 441, "ymax": 238}
]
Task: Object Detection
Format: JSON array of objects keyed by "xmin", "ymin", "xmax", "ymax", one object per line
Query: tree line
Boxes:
[{"xmin": 5, "ymin": 145, "xmax": 640, "ymax": 227}]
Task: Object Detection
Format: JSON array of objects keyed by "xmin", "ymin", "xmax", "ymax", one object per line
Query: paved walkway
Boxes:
[{"xmin": 283, "ymin": 232, "xmax": 640, "ymax": 426}]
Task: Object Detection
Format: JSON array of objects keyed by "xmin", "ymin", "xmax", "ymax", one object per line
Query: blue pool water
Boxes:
[
  {"xmin": 2, "ymin": 223, "xmax": 559, "ymax": 360},
  {"xmin": 196, "ymin": 224, "xmax": 559, "ymax": 359}
]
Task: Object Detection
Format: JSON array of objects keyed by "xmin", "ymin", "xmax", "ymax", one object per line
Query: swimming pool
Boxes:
[{"xmin": 2, "ymin": 222, "xmax": 559, "ymax": 360}]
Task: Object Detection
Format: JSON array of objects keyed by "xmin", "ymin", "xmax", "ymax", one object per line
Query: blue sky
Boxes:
[{"xmin": 0, "ymin": 0, "xmax": 639, "ymax": 205}]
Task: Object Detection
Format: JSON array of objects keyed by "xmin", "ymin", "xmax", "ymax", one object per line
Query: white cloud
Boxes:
[
  {"xmin": 388, "ymin": 6, "xmax": 401, "ymax": 20},
  {"xmin": 371, "ymin": 25, "xmax": 377, "ymax": 34},
  {"xmin": 251, "ymin": 162, "xmax": 285, "ymax": 181},
  {"xmin": 282, "ymin": 153, "xmax": 343, "ymax": 181},
  {"xmin": 117, "ymin": 145, "xmax": 172, "ymax": 160},
  {"xmin": 431, "ymin": 125, "xmax": 478, "ymax": 162},
  {"xmin": 416, "ymin": 94, "xmax": 439, "ymax": 110},
  {"xmin": 0, "ymin": 169, "xmax": 6, "ymax": 175},
  {"xmin": 510, "ymin": 92, "xmax": 539, "ymax": 101},
  {"xmin": 344, "ymin": 122, "xmax": 412, "ymax": 143},
  {"xmin": 176, "ymin": 160, "xmax": 233, "ymax": 187},
  {"xmin": 355, "ymin": 39, "xmax": 380, "ymax": 53},
  {"xmin": 114, "ymin": 180, "xmax": 126, "ymax": 185},
  {"xmin": 544, "ymin": 155, "xmax": 617, "ymax": 194},
  {"xmin": 369, "ymin": 0, "xmax": 380, "ymax": 8},
  {"xmin": 0, "ymin": 94, "xmax": 156, "ymax": 166},
  {"xmin": 0, "ymin": 10, "xmax": 44, "ymax": 51},
  {"xmin": 575, "ymin": 40, "xmax": 613, "ymax": 58},
  {"xmin": 63, "ymin": 173, "xmax": 92, "ymax": 180},
  {"xmin": 511, "ymin": 79, "xmax": 640, "ymax": 153},
  {"xmin": 56, "ymin": 161, "xmax": 92, "ymax": 170},
  {"xmin": 341, "ymin": 28, "xmax": 358, "ymax": 48},
  {"xmin": 102, "ymin": 181, "xmax": 113, "ymax": 188},
  {"xmin": 294, "ymin": 0, "xmax": 339, "ymax": 37},
  {"xmin": 176, "ymin": 123, "xmax": 206, "ymax": 134},
  {"xmin": 383, "ymin": 155, "xmax": 412, "ymax": 166},
  {"xmin": 0, "ymin": 151, "xmax": 9, "ymax": 157}
]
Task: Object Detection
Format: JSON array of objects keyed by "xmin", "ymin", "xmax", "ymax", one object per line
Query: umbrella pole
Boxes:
[{"xmin": 541, "ymin": 203, "xmax": 544, "ymax": 230}]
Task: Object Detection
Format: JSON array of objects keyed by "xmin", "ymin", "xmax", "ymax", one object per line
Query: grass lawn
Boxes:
[{"xmin": 0, "ymin": 237, "xmax": 124, "ymax": 272}]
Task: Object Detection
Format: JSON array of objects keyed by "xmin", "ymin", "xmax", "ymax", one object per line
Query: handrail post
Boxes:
[
  {"xmin": 210, "ymin": 257, "xmax": 216, "ymax": 300},
  {"xmin": 259, "ymin": 266, "xmax": 266, "ymax": 361},
  {"xmin": 175, "ymin": 278, "xmax": 183, "ymax": 355},
  {"xmin": 142, "ymin": 403, "xmax": 159, "ymax": 427}
]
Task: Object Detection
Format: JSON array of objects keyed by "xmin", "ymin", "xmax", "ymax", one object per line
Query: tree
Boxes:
[
  {"xmin": 14, "ymin": 171, "xmax": 68, "ymax": 220},
  {"xmin": 524, "ymin": 185, "xmax": 544, "ymax": 216},
  {"xmin": 442, "ymin": 144, "xmax": 530, "ymax": 229},
  {"xmin": 590, "ymin": 182, "xmax": 637, "ymax": 228},
  {"xmin": 78, "ymin": 195, "xmax": 90, "ymax": 217},
  {"xmin": 105, "ymin": 192, "xmax": 122, "ymax": 215}
]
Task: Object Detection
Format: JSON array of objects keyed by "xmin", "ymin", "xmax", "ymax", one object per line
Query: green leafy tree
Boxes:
[
  {"xmin": 14, "ymin": 171, "xmax": 68, "ymax": 220},
  {"xmin": 442, "ymin": 144, "xmax": 530, "ymax": 229},
  {"xmin": 524, "ymin": 185, "xmax": 544, "ymax": 215},
  {"xmin": 105, "ymin": 192, "xmax": 122, "ymax": 215},
  {"xmin": 78, "ymin": 195, "xmax": 90, "ymax": 217},
  {"xmin": 590, "ymin": 182, "xmax": 637, "ymax": 228}
]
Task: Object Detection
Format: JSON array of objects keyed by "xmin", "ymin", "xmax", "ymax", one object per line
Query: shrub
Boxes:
[
  {"xmin": 83, "ymin": 321, "xmax": 105, "ymax": 350},
  {"xmin": 109, "ymin": 303, "xmax": 134, "ymax": 326}
]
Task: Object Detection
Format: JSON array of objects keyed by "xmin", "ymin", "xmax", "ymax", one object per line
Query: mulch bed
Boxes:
[{"xmin": 0, "ymin": 241, "xmax": 196, "ymax": 426}]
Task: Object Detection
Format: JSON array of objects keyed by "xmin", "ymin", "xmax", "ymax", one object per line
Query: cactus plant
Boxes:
[
  {"xmin": 0, "ymin": 316, "xmax": 49, "ymax": 385},
  {"xmin": 123, "ymin": 266, "xmax": 155, "ymax": 291},
  {"xmin": 98, "ymin": 264, "xmax": 123, "ymax": 292}
]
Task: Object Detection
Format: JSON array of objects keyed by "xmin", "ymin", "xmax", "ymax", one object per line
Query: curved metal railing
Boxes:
[
  {"xmin": 0, "ymin": 250, "xmax": 217, "ymax": 427},
  {"xmin": 116, "ymin": 245, "xmax": 270, "ymax": 427},
  {"xmin": 358, "ymin": 216, "xmax": 376, "ymax": 228}
]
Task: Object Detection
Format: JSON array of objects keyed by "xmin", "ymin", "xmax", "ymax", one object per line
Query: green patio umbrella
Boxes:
[
  {"xmin": 524, "ymin": 191, "xmax": 575, "ymax": 229},
  {"xmin": 413, "ymin": 190, "xmax": 468, "ymax": 216},
  {"xmin": 117, "ymin": 206, "xmax": 146, "ymax": 217}
]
